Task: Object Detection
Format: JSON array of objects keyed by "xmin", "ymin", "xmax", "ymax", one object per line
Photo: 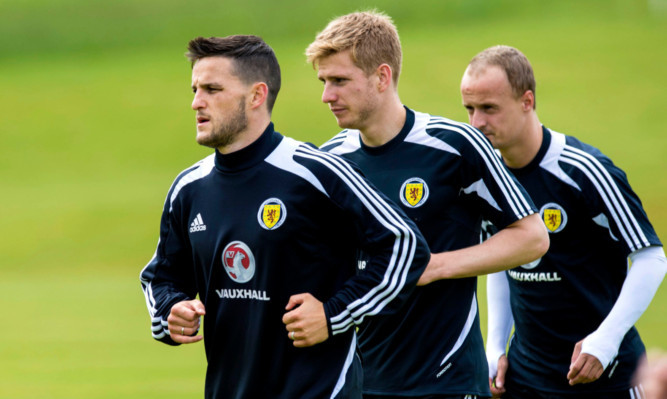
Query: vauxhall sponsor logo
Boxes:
[
  {"xmin": 508, "ymin": 270, "xmax": 562, "ymax": 282},
  {"xmin": 222, "ymin": 241, "xmax": 255, "ymax": 283},
  {"xmin": 216, "ymin": 288, "xmax": 270, "ymax": 301},
  {"xmin": 217, "ymin": 241, "xmax": 270, "ymax": 301}
]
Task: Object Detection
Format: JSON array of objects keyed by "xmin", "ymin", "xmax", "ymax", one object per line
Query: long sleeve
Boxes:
[
  {"xmin": 486, "ymin": 270, "xmax": 514, "ymax": 378},
  {"xmin": 139, "ymin": 159, "xmax": 212, "ymax": 345},
  {"xmin": 291, "ymin": 144, "xmax": 430, "ymax": 336},
  {"xmin": 582, "ymin": 246, "xmax": 667, "ymax": 368}
]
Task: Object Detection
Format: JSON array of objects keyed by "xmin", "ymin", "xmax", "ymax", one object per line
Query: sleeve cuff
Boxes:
[
  {"xmin": 581, "ymin": 332, "xmax": 618, "ymax": 369},
  {"xmin": 323, "ymin": 302, "xmax": 334, "ymax": 338}
]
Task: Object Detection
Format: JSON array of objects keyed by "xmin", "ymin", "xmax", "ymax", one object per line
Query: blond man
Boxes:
[{"xmin": 308, "ymin": 12, "xmax": 548, "ymax": 399}]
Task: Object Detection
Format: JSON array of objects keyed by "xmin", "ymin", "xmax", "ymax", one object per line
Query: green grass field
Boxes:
[{"xmin": 1, "ymin": 1, "xmax": 666, "ymax": 397}]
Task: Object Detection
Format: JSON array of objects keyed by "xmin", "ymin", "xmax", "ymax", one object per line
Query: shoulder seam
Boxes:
[
  {"xmin": 168, "ymin": 155, "xmax": 216, "ymax": 212},
  {"xmin": 561, "ymin": 145, "xmax": 649, "ymax": 251},
  {"xmin": 426, "ymin": 118, "xmax": 534, "ymax": 218}
]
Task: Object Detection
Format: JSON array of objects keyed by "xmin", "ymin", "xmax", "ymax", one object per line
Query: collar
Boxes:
[
  {"xmin": 506, "ymin": 125, "xmax": 551, "ymax": 175},
  {"xmin": 214, "ymin": 122, "xmax": 283, "ymax": 173},
  {"xmin": 360, "ymin": 106, "xmax": 415, "ymax": 155}
]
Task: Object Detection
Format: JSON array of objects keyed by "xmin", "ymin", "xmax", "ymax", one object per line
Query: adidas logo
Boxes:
[{"xmin": 189, "ymin": 213, "xmax": 207, "ymax": 233}]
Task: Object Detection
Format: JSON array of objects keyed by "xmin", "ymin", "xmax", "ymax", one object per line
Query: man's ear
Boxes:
[
  {"xmin": 376, "ymin": 64, "xmax": 393, "ymax": 92},
  {"xmin": 521, "ymin": 90, "xmax": 535, "ymax": 111},
  {"xmin": 249, "ymin": 82, "xmax": 269, "ymax": 110}
]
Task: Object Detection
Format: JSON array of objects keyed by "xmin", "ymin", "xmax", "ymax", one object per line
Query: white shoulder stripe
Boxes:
[
  {"xmin": 265, "ymin": 137, "xmax": 328, "ymax": 196},
  {"xmin": 321, "ymin": 130, "xmax": 350, "ymax": 148},
  {"xmin": 169, "ymin": 155, "xmax": 215, "ymax": 212},
  {"xmin": 405, "ymin": 128, "xmax": 460, "ymax": 155},
  {"xmin": 295, "ymin": 145, "xmax": 417, "ymax": 334},
  {"xmin": 426, "ymin": 118, "xmax": 533, "ymax": 218},
  {"xmin": 454, "ymin": 122, "xmax": 534, "ymax": 218},
  {"xmin": 561, "ymin": 146, "xmax": 649, "ymax": 251},
  {"xmin": 406, "ymin": 111, "xmax": 460, "ymax": 154},
  {"xmin": 462, "ymin": 179, "xmax": 501, "ymax": 211},
  {"xmin": 324, "ymin": 130, "xmax": 362, "ymax": 156},
  {"xmin": 540, "ymin": 131, "xmax": 581, "ymax": 190}
]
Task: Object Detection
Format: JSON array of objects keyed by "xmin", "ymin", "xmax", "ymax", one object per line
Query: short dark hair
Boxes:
[{"xmin": 186, "ymin": 35, "xmax": 281, "ymax": 112}]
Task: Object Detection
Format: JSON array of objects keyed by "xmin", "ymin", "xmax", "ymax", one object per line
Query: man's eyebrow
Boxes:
[
  {"xmin": 192, "ymin": 82, "xmax": 222, "ymax": 89},
  {"xmin": 319, "ymin": 74, "xmax": 347, "ymax": 81}
]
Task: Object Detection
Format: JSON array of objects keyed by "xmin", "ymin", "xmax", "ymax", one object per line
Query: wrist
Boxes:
[
  {"xmin": 322, "ymin": 301, "xmax": 334, "ymax": 338},
  {"xmin": 428, "ymin": 252, "xmax": 451, "ymax": 280},
  {"xmin": 581, "ymin": 331, "xmax": 621, "ymax": 369},
  {"xmin": 486, "ymin": 345, "xmax": 506, "ymax": 366}
]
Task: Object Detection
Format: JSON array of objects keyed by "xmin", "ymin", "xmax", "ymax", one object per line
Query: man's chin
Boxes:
[
  {"xmin": 334, "ymin": 117, "xmax": 356, "ymax": 130},
  {"xmin": 196, "ymin": 133, "xmax": 216, "ymax": 148}
]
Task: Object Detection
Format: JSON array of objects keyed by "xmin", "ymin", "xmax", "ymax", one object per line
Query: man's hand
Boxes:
[
  {"xmin": 567, "ymin": 339, "xmax": 604, "ymax": 385},
  {"xmin": 282, "ymin": 293, "xmax": 328, "ymax": 348},
  {"xmin": 637, "ymin": 352, "xmax": 667, "ymax": 399},
  {"xmin": 489, "ymin": 354, "xmax": 508, "ymax": 398},
  {"xmin": 168, "ymin": 299, "xmax": 206, "ymax": 344}
]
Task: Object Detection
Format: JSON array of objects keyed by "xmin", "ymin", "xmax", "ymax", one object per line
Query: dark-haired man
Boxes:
[
  {"xmin": 461, "ymin": 45, "xmax": 666, "ymax": 399},
  {"xmin": 140, "ymin": 35, "xmax": 430, "ymax": 399}
]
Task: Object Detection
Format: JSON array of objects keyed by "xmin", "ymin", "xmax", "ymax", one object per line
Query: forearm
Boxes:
[
  {"xmin": 315, "ymin": 150, "xmax": 431, "ymax": 334},
  {"xmin": 140, "ymin": 241, "xmax": 196, "ymax": 344},
  {"xmin": 423, "ymin": 214, "xmax": 548, "ymax": 281},
  {"xmin": 486, "ymin": 271, "xmax": 514, "ymax": 377},
  {"xmin": 141, "ymin": 280, "xmax": 191, "ymax": 344},
  {"xmin": 582, "ymin": 246, "xmax": 667, "ymax": 368},
  {"xmin": 325, "ymin": 212, "xmax": 430, "ymax": 335}
]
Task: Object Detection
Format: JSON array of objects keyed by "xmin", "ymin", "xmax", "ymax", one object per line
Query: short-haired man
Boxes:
[
  {"xmin": 140, "ymin": 34, "xmax": 430, "ymax": 399},
  {"xmin": 460, "ymin": 45, "xmax": 667, "ymax": 398},
  {"xmin": 307, "ymin": 12, "xmax": 549, "ymax": 399}
]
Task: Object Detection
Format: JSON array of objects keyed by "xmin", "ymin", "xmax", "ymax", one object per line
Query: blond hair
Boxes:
[
  {"xmin": 468, "ymin": 45, "xmax": 536, "ymax": 109},
  {"xmin": 306, "ymin": 10, "xmax": 402, "ymax": 84}
]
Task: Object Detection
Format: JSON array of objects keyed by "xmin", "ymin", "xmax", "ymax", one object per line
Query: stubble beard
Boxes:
[
  {"xmin": 197, "ymin": 97, "xmax": 248, "ymax": 149},
  {"xmin": 338, "ymin": 96, "xmax": 377, "ymax": 131},
  {"xmin": 335, "ymin": 78, "xmax": 380, "ymax": 131}
]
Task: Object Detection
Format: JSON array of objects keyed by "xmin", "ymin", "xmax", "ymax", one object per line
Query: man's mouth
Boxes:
[
  {"xmin": 196, "ymin": 115, "xmax": 210, "ymax": 126},
  {"xmin": 329, "ymin": 106, "xmax": 346, "ymax": 116}
]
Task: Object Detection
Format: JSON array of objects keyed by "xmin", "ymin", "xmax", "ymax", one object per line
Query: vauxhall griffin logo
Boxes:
[
  {"xmin": 222, "ymin": 241, "xmax": 256, "ymax": 283},
  {"xmin": 400, "ymin": 177, "xmax": 429, "ymax": 208}
]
